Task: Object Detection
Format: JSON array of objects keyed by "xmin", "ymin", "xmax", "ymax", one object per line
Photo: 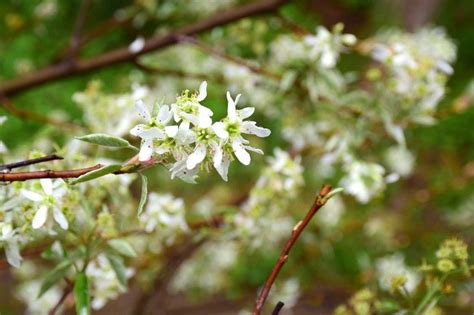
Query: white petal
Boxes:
[
  {"xmin": 216, "ymin": 157, "xmax": 230, "ymax": 181},
  {"xmin": 165, "ymin": 125, "xmax": 179, "ymax": 137},
  {"xmin": 157, "ymin": 105, "xmax": 171, "ymax": 124},
  {"xmin": 32, "ymin": 205, "xmax": 48, "ymax": 229},
  {"xmin": 40, "ymin": 179, "xmax": 53, "ymax": 195},
  {"xmin": 5, "ymin": 242, "xmax": 22, "ymax": 268},
  {"xmin": 232, "ymin": 138, "xmax": 250, "ymax": 165},
  {"xmin": 180, "ymin": 112, "xmax": 200, "ymax": 126},
  {"xmin": 198, "ymin": 111, "xmax": 212, "ymax": 128},
  {"xmin": 241, "ymin": 121, "xmax": 271, "ymax": 137},
  {"xmin": 186, "ymin": 143, "xmax": 207, "ymax": 169},
  {"xmin": 212, "ymin": 122, "xmax": 229, "ymax": 139},
  {"xmin": 244, "ymin": 145, "xmax": 263, "ymax": 155},
  {"xmin": 197, "ymin": 81, "xmax": 207, "ymax": 102},
  {"xmin": 226, "ymin": 91, "xmax": 238, "ymax": 122},
  {"xmin": 53, "ymin": 207, "xmax": 69, "ymax": 230},
  {"xmin": 138, "ymin": 139, "xmax": 154, "ymax": 161},
  {"xmin": 135, "ymin": 100, "xmax": 151, "ymax": 121},
  {"xmin": 239, "ymin": 107, "xmax": 255, "ymax": 119},
  {"xmin": 342, "ymin": 34, "xmax": 357, "ymax": 45},
  {"xmin": 21, "ymin": 190, "xmax": 43, "ymax": 202}
]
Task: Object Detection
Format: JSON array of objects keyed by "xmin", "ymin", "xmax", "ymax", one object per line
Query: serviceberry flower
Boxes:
[
  {"xmin": 21, "ymin": 179, "xmax": 68, "ymax": 230},
  {"xmin": 130, "ymin": 100, "xmax": 177, "ymax": 161},
  {"xmin": 0, "ymin": 223, "xmax": 22, "ymax": 267},
  {"xmin": 213, "ymin": 92, "xmax": 271, "ymax": 166},
  {"xmin": 172, "ymin": 81, "xmax": 213, "ymax": 128}
]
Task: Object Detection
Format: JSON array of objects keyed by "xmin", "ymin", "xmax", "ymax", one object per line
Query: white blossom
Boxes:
[
  {"xmin": 376, "ymin": 253, "xmax": 420, "ymax": 294},
  {"xmin": 0, "ymin": 223, "xmax": 22, "ymax": 267},
  {"xmin": 340, "ymin": 160, "xmax": 386, "ymax": 203},
  {"xmin": 21, "ymin": 179, "xmax": 69, "ymax": 230}
]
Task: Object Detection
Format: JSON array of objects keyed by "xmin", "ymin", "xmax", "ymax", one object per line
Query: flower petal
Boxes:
[
  {"xmin": 157, "ymin": 105, "xmax": 172, "ymax": 124},
  {"xmin": 197, "ymin": 81, "xmax": 207, "ymax": 102},
  {"xmin": 212, "ymin": 122, "xmax": 229, "ymax": 139},
  {"xmin": 198, "ymin": 111, "xmax": 212, "ymax": 128},
  {"xmin": 186, "ymin": 143, "xmax": 207, "ymax": 169},
  {"xmin": 138, "ymin": 139, "xmax": 154, "ymax": 161},
  {"xmin": 52, "ymin": 207, "xmax": 69, "ymax": 230},
  {"xmin": 239, "ymin": 107, "xmax": 255, "ymax": 119},
  {"xmin": 135, "ymin": 100, "xmax": 151, "ymax": 121},
  {"xmin": 32, "ymin": 205, "xmax": 48, "ymax": 229},
  {"xmin": 241, "ymin": 121, "xmax": 271, "ymax": 137},
  {"xmin": 226, "ymin": 91, "xmax": 238, "ymax": 122},
  {"xmin": 5, "ymin": 241, "xmax": 22, "ymax": 268},
  {"xmin": 21, "ymin": 190, "xmax": 43, "ymax": 202},
  {"xmin": 40, "ymin": 179, "xmax": 53, "ymax": 195},
  {"xmin": 232, "ymin": 138, "xmax": 250, "ymax": 165},
  {"xmin": 165, "ymin": 125, "xmax": 179, "ymax": 137}
]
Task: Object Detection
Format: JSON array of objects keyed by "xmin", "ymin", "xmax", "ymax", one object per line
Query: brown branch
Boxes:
[
  {"xmin": 0, "ymin": 164, "xmax": 103, "ymax": 182},
  {"xmin": 66, "ymin": 0, "xmax": 93, "ymax": 61},
  {"xmin": 0, "ymin": 0, "xmax": 288, "ymax": 97},
  {"xmin": 180, "ymin": 35, "xmax": 282, "ymax": 80},
  {"xmin": 0, "ymin": 154, "xmax": 63, "ymax": 171},
  {"xmin": 253, "ymin": 184, "xmax": 333, "ymax": 315},
  {"xmin": 0, "ymin": 97, "xmax": 82, "ymax": 129},
  {"xmin": 133, "ymin": 61, "xmax": 212, "ymax": 81}
]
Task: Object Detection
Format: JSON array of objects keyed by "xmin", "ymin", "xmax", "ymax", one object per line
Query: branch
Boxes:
[
  {"xmin": 252, "ymin": 184, "xmax": 333, "ymax": 315},
  {"xmin": 48, "ymin": 285, "xmax": 72, "ymax": 315},
  {"xmin": 0, "ymin": 97, "xmax": 82, "ymax": 129},
  {"xmin": 0, "ymin": 164, "xmax": 103, "ymax": 182},
  {"xmin": 66, "ymin": 0, "xmax": 93, "ymax": 61},
  {"xmin": 0, "ymin": 154, "xmax": 63, "ymax": 171},
  {"xmin": 272, "ymin": 301, "xmax": 285, "ymax": 315},
  {"xmin": 0, "ymin": 0, "xmax": 288, "ymax": 97},
  {"xmin": 180, "ymin": 35, "xmax": 282, "ymax": 80}
]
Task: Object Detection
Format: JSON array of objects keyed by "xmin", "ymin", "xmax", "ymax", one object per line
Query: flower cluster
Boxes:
[{"xmin": 130, "ymin": 81, "xmax": 271, "ymax": 182}]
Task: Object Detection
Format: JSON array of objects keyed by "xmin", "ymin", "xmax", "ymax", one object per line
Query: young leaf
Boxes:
[
  {"xmin": 74, "ymin": 272, "xmax": 91, "ymax": 315},
  {"xmin": 137, "ymin": 173, "xmax": 148, "ymax": 216},
  {"xmin": 107, "ymin": 255, "xmax": 128, "ymax": 287},
  {"xmin": 70, "ymin": 164, "xmax": 122, "ymax": 185},
  {"xmin": 76, "ymin": 133, "xmax": 136, "ymax": 150},
  {"xmin": 38, "ymin": 260, "xmax": 72, "ymax": 298},
  {"xmin": 108, "ymin": 239, "xmax": 137, "ymax": 258}
]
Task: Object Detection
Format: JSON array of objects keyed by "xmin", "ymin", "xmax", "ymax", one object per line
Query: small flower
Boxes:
[
  {"xmin": 128, "ymin": 36, "xmax": 145, "ymax": 54},
  {"xmin": 437, "ymin": 259, "xmax": 456, "ymax": 273},
  {"xmin": 213, "ymin": 92, "xmax": 270, "ymax": 166},
  {"xmin": 130, "ymin": 100, "xmax": 176, "ymax": 161},
  {"xmin": 21, "ymin": 179, "xmax": 68, "ymax": 230},
  {"xmin": 172, "ymin": 81, "xmax": 213, "ymax": 128},
  {"xmin": 0, "ymin": 223, "xmax": 22, "ymax": 267}
]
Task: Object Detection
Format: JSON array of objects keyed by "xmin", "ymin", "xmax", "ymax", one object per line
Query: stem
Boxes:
[
  {"xmin": 414, "ymin": 279, "xmax": 442, "ymax": 315},
  {"xmin": 252, "ymin": 184, "xmax": 333, "ymax": 315},
  {"xmin": 0, "ymin": 154, "xmax": 63, "ymax": 171},
  {"xmin": 0, "ymin": 164, "xmax": 103, "ymax": 182}
]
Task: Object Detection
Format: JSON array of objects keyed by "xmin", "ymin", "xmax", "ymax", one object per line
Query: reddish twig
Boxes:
[
  {"xmin": 253, "ymin": 185, "xmax": 333, "ymax": 315},
  {"xmin": 0, "ymin": 0, "xmax": 288, "ymax": 97},
  {"xmin": 0, "ymin": 154, "xmax": 63, "ymax": 171},
  {"xmin": 0, "ymin": 164, "xmax": 103, "ymax": 182}
]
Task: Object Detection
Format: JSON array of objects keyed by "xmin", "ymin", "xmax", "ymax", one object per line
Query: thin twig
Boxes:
[
  {"xmin": 133, "ymin": 61, "xmax": 212, "ymax": 81},
  {"xmin": 0, "ymin": 154, "xmax": 63, "ymax": 171},
  {"xmin": 272, "ymin": 301, "xmax": 285, "ymax": 315},
  {"xmin": 66, "ymin": 0, "xmax": 93, "ymax": 61},
  {"xmin": 48, "ymin": 285, "xmax": 72, "ymax": 315},
  {"xmin": 0, "ymin": 164, "xmax": 103, "ymax": 182},
  {"xmin": 0, "ymin": 97, "xmax": 82, "ymax": 129},
  {"xmin": 0, "ymin": 0, "xmax": 288, "ymax": 97},
  {"xmin": 253, "ymin": 185, "xmax": 333, "ymax": 315},
  {"xmin": 179, "ymin": 35, "xmax": 282, "ymax": 81}
]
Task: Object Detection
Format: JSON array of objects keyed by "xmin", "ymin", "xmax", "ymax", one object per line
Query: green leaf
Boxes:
[
  {"xmin": 137, "ymin": 173, "xmax": 148, "ymax": 216},
  {"xmin": 76, "ymin": 133, "xmax": 136, "ymax": 150},
  {"xmin": 38, "ymin": 260, "xmax": 72, "ymax": 298},
  {"xmin": 108, "ymin": 239, "xmax": 137, "ymax": 258},
  {"xmin": 70, "ymin": 164, "xmax": 122, "ymax": 185},
  {"xmin": 74, "ymin": 272, "xmax": 91, "ymax": 315},
  {"xmin": 107, "ymin": 255, "xmax": 128, "ymax": 287}
]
